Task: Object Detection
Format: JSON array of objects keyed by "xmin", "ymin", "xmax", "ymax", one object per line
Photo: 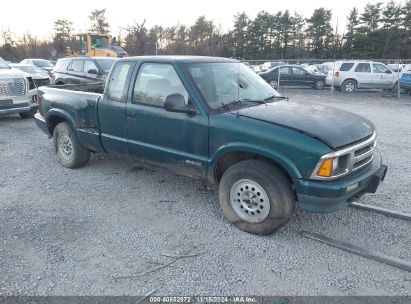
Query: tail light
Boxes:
[{"xmin": 334, "ymin": 71, "xmax": 340, "ymax": 77}]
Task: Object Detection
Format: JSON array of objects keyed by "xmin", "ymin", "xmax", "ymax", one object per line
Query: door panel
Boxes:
[
  {"xmin": 126, "ymin": 62, "xmax": 209, "ymax": 178},
  {"xmin": 278, "ymin": 67, "xmax": 292, "ymax": 86},
  {"xmin": 98, "ymin": 61, "xmax": 135, "ymax": 154},
  {"xmin": 67, "ymin": 60, "xmax": 85, "ymax": 84},
  {"xmin": 372, "ymin": 63, "xmax": 395, "ymax": 88},
  {"xmin": 83, "ymin": 60, "xmax": 99, "ymax": 83},
  {"xmin": 292, "ymin": 67, "xmax": 312, "ymax": 86},
  {"xmin": 353, "ymin": 63, "xmax": 373, "ymax": 88}
]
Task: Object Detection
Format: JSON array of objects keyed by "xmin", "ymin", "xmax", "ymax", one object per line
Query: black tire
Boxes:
[
  {"xmin": 314, "ymin": 80, "xmax": 325, "ymax": 90},
  {"xmin": 55, "ymin": 81, "xmax": 64, "ymax": 86},
  {"xmin": 269, "ymin": 80, "xmax": 278, "ymax": 89},
  {"xmin": 53, "ymin": 122, "xmax": 90, "ymax": 169},
  {"xmin": 341, "ymin": 79, "xmax": 357, "ymax": 93},
  {"xmin": 218, "ymin": 159, "xmax": 295, "ymax": 235},
  {"xmin": 19, "ymin": 108, "xmax": 37, "ymax": 119}
]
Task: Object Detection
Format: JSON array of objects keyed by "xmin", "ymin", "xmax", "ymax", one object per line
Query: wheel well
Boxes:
[
  {"xmin": 214, "ymin": 151, "xmax": 293, "ymax": 185},
  {"xmin": 342, "ymin": 78, "xmax": 357, "ymax": 85},
  {"xmin": 47, "ymin": 115, "xmax": 67, "ymax": 134},
  {"xmin": 55, "ymin": 80, "xmax": 64, "ymax": 85}
]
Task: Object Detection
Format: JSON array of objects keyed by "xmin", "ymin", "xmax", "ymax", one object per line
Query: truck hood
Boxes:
[
  {"xmin": 231, "ymin": 100, "xmax": 375, "ymax": 149},
  {"xmin": 0, "ymin": 68, "xmax": 29, "ymax": 79}
]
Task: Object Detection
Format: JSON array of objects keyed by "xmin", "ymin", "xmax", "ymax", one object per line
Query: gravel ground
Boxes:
[{"xmin": 0, "ymin": 89, "xmax": 410, "ymax": 296}]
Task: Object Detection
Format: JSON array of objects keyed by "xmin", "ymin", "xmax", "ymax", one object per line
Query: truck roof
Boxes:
[{"xmin": 119, "ymin": 55, "xmax": 239, "ymax": 64}]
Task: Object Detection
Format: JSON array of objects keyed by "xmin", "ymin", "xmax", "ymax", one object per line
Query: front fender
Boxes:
[{"xmin": 208, "ymin": 142, "xmax": 302, "ymax": 182}]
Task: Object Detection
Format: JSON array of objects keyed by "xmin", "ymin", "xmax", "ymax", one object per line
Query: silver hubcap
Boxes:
[
  {"xmin": 269, "ymin": 81, "xmax": 278, "ymax": 89},
  {"xmin": 229, "ymin": 179, "xmax": 270, "ymax": 223},
  {"xmin": 57, "ymin": 133, "xmax": 73, "ymax": 161},
  {"xmin": 345, "ymin": 82, "xmax": 355, "ymax": 92}
]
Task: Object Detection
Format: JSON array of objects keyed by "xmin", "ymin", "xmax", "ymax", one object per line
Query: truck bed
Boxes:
[
  {"xmin": 38, "ymin": 83, "xmax": 104, "ymax": 152},
  {"xmin": 47, "ymin": 82, "xmax": 105, "ymax": 94}
]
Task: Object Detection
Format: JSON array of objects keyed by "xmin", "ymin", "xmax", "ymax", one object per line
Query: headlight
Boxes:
[
  {"xmin": 310, "ymin": 132, "xmax": 377, "ymax": 181},
  {"xmin": 316, "ymin": 158, "xmax": 339, "ymax": 177}
]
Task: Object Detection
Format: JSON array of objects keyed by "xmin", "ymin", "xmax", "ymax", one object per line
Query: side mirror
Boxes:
[
  {"xmin": 385, "ymin": 70, "xmax": 392, "ymax": 74},
  {"xmin": 163, "ymin": 93, "xmax": 197, "ymax": 114},
  {"xmin": 88, "ymin": 69, "xmax": 98, "ymax": 74}
]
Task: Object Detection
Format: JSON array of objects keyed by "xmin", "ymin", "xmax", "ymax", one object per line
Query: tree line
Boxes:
[{"xmin": 1, "ymin": 1, "xmax": 411, "ymax": 62}]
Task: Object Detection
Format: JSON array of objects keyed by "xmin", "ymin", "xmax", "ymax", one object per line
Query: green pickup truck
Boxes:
[{"xmin": 35, "ymin": 56, "xmax": 387, "ymax": 235}]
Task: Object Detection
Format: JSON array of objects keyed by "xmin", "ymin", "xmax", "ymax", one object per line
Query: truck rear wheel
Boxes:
[
  {"xmin": 218, "ymin": 160, "xmax": 295, "ymax": 235},
  {"xmin": 53, "ymin": 122, "xmax": 90, "ymax": 169}
]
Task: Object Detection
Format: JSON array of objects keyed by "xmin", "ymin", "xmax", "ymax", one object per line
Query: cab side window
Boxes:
[
  {"xmin": 279, "ymin": 67, "xmax": 290, "ymax": 74},
  {"xmin": 355, "ymin": 63, "xmax": 371, "ymax": 73},
  {"xmin": 373, "ymin": 64, "xmax": 391, "ymax": 74},
  {"xmin": 132, "ymin": 63, "xmax": 189, "ymax": 107},
  {"xmin": 84, "ymin": 60, "xmax": 98, "ymax": 74},
  {"xmin": 68, "ymin": 60, "xmax": 83, "ymax": 72},
  {"xmin": 292, "ymin": 67, "xmax": 305, "ymax": 75},
  {"xmin": 107, "ymin": 62, "xmax": 133, "ymax": 102}
]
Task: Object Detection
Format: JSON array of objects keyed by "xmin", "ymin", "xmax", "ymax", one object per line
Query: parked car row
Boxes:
[
  {"xmin": 249, "ymin": 59, "xmax": 411, "ymax": 93},
  {"xmin": 0, "ymin": 57, "xmax": 39, "ymax": 118},
  {"xmin": 0, "ymin": 55, "xmax": 118, "ymax": 120}
]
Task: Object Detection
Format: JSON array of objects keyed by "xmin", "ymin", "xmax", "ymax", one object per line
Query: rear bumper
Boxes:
[
  {"xmin": 325, "ymin": 76, "xmax": 343, "ymax": 87},
  {"xmin": 294, "ymin": 151, "xmax": 387, "ymax": 212},
  {"xmin": 34, "ymin": 112, "xmax": 50, "ymax": 135}
]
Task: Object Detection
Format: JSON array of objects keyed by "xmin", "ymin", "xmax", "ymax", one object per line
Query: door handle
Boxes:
[{"xmin": 127, "ymin": 111, "xmax": 137, "ymax": 118}]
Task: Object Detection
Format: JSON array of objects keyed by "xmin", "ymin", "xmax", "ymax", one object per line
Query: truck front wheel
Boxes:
[
  {"xmin": 53, "ymin": 122, "xmax": 90, "ymax": 169},
  {"xmin": 219, "ymin": 160, "xmax": 295, "ymax": 235}
]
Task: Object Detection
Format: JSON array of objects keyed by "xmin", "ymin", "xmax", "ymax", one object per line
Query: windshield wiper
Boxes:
[
  {"xmin": 263, "ymin": 95, "xmax": 288, "ymax": 102},
  {"xmin": 219, "ymin": 99, "xmax": 267, "ymax": 110}
]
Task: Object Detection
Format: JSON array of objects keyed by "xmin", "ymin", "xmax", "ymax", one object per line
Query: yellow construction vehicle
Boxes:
[{"xmin": 66, "ymin": 33, "xmax": 128, "ymax": 58}]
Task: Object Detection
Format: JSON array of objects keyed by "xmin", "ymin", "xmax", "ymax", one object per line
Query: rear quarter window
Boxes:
[
  {"xmin": 107, "ymin": 62, "xmax": 133, "ymax": 102},
  {"xmin": 339, "ymin": 63, "xmax": 355, "ymax": 71}
]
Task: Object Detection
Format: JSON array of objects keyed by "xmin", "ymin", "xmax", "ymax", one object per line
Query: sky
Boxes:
[{"xmin": 1, "ymin": 0, "xmax": 392, "ymax": 40}]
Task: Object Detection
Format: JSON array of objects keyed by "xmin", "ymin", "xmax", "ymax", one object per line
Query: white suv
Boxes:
[{"xmin": 325, "ymin": 61, "xmax": 397, "ymax": 92}]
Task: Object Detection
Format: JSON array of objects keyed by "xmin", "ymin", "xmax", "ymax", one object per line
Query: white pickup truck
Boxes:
[
  {"xmin": 0, "ymin": 57, "xmax": 38, "ymax": 118},
  {"xmin": 325, "ymin": 61, "xmax": 398, "ymax": 92}
]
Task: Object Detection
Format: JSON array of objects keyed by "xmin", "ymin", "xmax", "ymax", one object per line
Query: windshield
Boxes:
[
  {"xmin": 91, "ymin": 35, "xmax": 109, "ymax": 49},
  {"xmin": 33, "ymin": 60, "xmax": 54, "ymax": 68},
  {"xmin": 96, "ymin": 59, "xmax": 116, "ymax": 74},
  {"xmin": 0, "ymin": 57, "xmax": 10, "ymax": 69},
  {"xmin": 14, "ymin": 65, "xmax": 45, "ymax": 74},
  {"xmin": 186, "ymin": 62, "xmax": 282, "ymax": 109}
]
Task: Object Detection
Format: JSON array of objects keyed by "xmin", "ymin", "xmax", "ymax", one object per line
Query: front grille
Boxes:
[
  {"xmin": 33, "ymin": 78, "xmax": 50, "ymax": 87},
  {"xmin": 351, "ymin": 137, "xmax": 376, "ymax": 172},
  {"xmin": 0, "ymin": 78, "xmax": 26, "ymax": 97}
]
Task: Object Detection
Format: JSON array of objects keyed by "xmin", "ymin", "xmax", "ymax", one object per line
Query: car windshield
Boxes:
[
  {"xmin": 186, "ymin": 62, "xmax": 282, "ymax": 109},
  {"xmin": 33, "ymin": 60, "xmax": 54, "ymax": 68},
  {"xmin": 0, "ymin": 57, "xmax": 10, "ymax": 69},
  {"xmin": 96, "ymin": 59, "xmax": 116, "ymax": 74},
  {"xmin": 14, "ymin": 65, "xmax": 45, "ymax": 74}
]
